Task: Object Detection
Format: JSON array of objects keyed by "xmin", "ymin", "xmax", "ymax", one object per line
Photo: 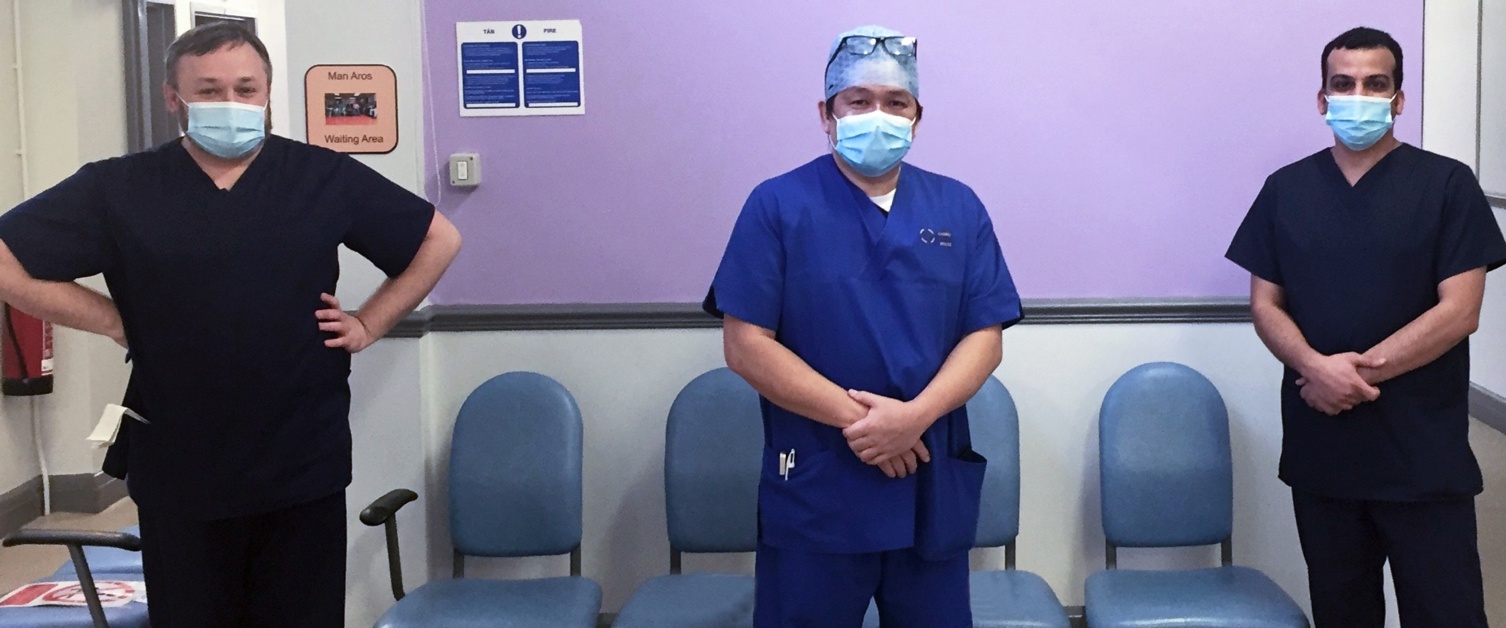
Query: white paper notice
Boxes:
[
  {"xmin": 86, "ymin": 404, "xmax": 147, "ymax": 449},
  {"xmin": 457, "ymin": 20, "xmax": 584, "ymax": 117}
]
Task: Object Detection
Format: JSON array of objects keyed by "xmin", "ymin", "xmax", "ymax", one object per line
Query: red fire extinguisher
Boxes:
[{"xmin": 2, "ymin": 304, "xmax": 53, "ymax": 396}]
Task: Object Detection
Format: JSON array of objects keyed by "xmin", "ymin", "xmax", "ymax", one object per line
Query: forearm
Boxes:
[
  {"xmin": 353, "ymin": 215, "xmax": 461, "ymax": 338},
  {"xmin": 724, "ymin": 323, "xmax": 867, "ymax": 429},
  {"xmin": 1361, "ymin": 303, "xmax": 1476, "ymax": 384},
  {"xmin": 0, "ymin": 244, "xmax": 122, "ymax": 344},
  {"xmin": 1362, "ymin": 268, "xmax": 1487, "ymax": 384},
  {"xmin": 910, "ymin": 326, "xmax": 1003, "ymax": 427},
  {"xmin": 6, "ymin": 280, "xmax": 122, "ymax": 343},
  {"xmin": 1251, "ymin": 299, "xmax": 1322, "ymax": 375}
]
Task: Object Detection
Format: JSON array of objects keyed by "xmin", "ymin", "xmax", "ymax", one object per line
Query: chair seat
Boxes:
[
  {"xmin": 970, "ymin": 570, "xmax": 1072, "ymax": 628},
  {"xmin": 612, "ymin": 573, "xmax": 754, "ymax": 628},
  {"xmin": 1085, "ymin": 566, "xmax": 1308, "ymax": 628},
  {"xmin": 51, "ymin": 526, "xmax": 144, "ymax": 579},
  {"xmin": 374, "ymin": 576, "xmax": 602, "ymax": 628},
  {"xmin": 862, "ymin": 569, "xmax": 1070, "ymax": 628},
  {"xmin": 0, "ymin": 605, "xmax": 150, "ymax": 628}
]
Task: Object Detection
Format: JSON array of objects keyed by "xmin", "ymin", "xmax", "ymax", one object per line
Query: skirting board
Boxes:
[
  {"xmin": 0, "ymin": 477, "xmax": 42, "ymax": 541},
  {"xmin": 1470, "ymin": 383, "xmax": 1506, "ymax": 435},
  {"xmin": 0, "ymin": 473, "xmax": 129, "ymax": 539}
]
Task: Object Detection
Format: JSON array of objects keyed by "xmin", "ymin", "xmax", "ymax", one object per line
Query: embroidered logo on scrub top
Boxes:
[{"xmin": 919, "ymin": 228, "xmax": 953, "ymax": 247}]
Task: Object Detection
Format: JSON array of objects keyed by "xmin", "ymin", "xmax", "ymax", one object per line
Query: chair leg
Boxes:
[{"xmin": 66, "ymin": 545, "xmax": 109, "ymax": 628}]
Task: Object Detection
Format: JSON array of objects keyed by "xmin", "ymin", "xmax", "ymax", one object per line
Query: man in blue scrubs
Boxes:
[
  {"xmin": 1227, "ymin": 27, "xmax": 1505, "ymax": 628},
  {"xmin": 0, "ymin": 23, "xmax": 461, "ymax": 627},
  {"xmin": 704, "ymin": 25, "xmax": 1023, "ymax": 627}
]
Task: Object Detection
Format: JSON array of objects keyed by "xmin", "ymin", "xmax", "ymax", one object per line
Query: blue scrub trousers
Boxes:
[{"xmin": 754, "ymin": 541, "xmax": 970, "ymax": 628}]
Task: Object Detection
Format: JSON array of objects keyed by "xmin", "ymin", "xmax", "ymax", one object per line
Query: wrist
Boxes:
[
  {"xmin": 1292, "ymin": 349, "xmax": 1326, "ymax": 378},
  {"xmin": 836, "ymin": 398, "xmax": 866, "ymax": 428},
  {"xmin": 353, "ymin": 313, "xmax": 377, "ymax": 338}
]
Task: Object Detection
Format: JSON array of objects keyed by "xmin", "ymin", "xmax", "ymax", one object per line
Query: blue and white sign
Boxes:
[{"xmin": 457, "ymin": 20, "xmax": 584, "ymax": 117}]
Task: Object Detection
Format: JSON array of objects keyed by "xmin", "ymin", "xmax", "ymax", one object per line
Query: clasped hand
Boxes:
[
  {"xmin": 1294, "ymin": 352, "xmax": 1386, "ymax": 416},
  {"xmin": 843, "ymin": 390, "xmax": 931, "ymax": 479}
]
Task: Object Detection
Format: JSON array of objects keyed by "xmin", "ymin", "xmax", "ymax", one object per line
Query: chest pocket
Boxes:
[{"xmin": 886, "ymin": 226, "xmax": 966, "ymax": 287}]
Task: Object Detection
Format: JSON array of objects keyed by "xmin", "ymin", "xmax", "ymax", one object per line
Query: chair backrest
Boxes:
[
  {"xmin": 449, "ymin": 371, "xmax": 584, "ymax": 558},
  {"xmin": 970, "ymin": 376, "xmax": 1022, "ymax": 549},
  {"xmin": 1099, "ymin": 362, "xmax": 1233, "ymax": 549},
  {"xmin": 664, "ymin": 368, "xmax": 762, "ymax": 555}
]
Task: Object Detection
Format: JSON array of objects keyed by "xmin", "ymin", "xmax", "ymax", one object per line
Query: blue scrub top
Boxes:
[
  {"xmin": 1227, "ymin": 144, "xmax": 1506, "ymax": 501},
  {"xmin": 0, "ymin": 136, "xmax": 434, "ymax": 520},
  {"xmin": 705, "ymin": 156, "xmax": 1022, "ymax": 557}
]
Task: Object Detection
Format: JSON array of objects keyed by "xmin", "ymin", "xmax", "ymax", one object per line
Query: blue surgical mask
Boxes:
[
  {"xmin": 179, "ymin": 97, "xmax": 267, "ymax": 159},
  {"xmin": 1324, "ymin": 94, "xmax": 1396, "ymax": 151},
  {"xmin": 832, "ymin": 110, "xmax": 914, "ymax": 177}
]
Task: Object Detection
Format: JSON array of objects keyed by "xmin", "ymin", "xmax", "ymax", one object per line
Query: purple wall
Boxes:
[{"xmin": 422, "ymin": 1, "xmax": 1424, "ymax": 305}]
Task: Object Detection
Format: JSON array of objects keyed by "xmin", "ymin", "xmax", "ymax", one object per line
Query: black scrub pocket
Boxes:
[{"xmin": 914, "ymin": 448, "xmax": 987, "ymax": 561}]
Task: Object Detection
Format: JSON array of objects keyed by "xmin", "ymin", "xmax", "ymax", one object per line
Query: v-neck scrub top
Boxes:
[
  {"xmin": 1226, "ymin": 144, "xmax": 1506, "ymax": 501},
  {"xmin": 0, "ymin": 137, "xmax": 435, "ymax": 520},
  {"xmin": 705, "ymin": 156, "xmax": 1022, "ymax": 558}
]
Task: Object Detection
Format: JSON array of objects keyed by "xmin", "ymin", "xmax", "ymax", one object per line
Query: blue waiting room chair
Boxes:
[
  {"xmin": 612, "ymin": 367, "xmax": 763, "ymax": 628},
  {"xmin": 1085, "ymin": 362, "xmax": 1308, "ymax": 628},
  {"xmin": 362, "ymin": 371, "xmax": 602, "ymax": 628},
  {"xmin": 0, "ymin": 526, "xmax": 149, "ymax": 628},
  {"xmin": 864, "ymin": 376, "xmax": 1071, "ymax": 628}
]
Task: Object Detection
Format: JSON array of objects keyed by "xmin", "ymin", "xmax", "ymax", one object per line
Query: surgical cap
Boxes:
[{"xmin": 823, "ymin": 25, "xmax": 919, "ymax": 101}]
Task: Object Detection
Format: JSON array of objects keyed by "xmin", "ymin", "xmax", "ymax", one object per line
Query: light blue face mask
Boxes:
[
  {"xmin": 832, "ymin": 110, "xmax": 914, "ymax": 177},
  {"xmin": 1324, "ymin": 94, "xmax": 1396, "ymax": 151},
  {"xmin": 180, "ymin": 97, "xmax": 267, "ymax": 159}
]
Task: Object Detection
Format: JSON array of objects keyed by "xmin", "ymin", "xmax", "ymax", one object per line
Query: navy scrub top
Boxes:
[
  {"xmin": 0, "ymin": 136, "xmax": 434, "ymax": 520},
  {"xmin": 705, "ymin": 156, "xmax": 1022, "ymax": 558},
  {"xmin": 1226, "ymin": 144, "xmax": 1506, "ymax": 501}
]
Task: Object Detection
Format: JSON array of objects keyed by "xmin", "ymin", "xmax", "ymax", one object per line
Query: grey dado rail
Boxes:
[{"xmin": 384, "ymin": 298, "xmax": 1254, "ymax": 337}]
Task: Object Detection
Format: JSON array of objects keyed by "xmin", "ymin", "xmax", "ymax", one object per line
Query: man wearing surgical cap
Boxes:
[{"xmin": 703, "ymin": 25, "xmax": 1023, "ymax": 627}]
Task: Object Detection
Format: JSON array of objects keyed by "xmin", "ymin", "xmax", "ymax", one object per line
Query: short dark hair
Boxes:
[
  {"xmin": 1321, "ymin": 27, "xmax": 1403, "ymax": 90},
  {"xmin": 165, "ymin": 22, "xmax": 272, "ymax": 87}
]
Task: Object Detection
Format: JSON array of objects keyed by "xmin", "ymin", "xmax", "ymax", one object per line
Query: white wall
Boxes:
[
  {"xmin": 282, "ymin": 0, "xmax": 426, "ymax": 307},
  {"xmin": 1474, "ymin": 0, "xmax": 1506, "ymax": 402},
  {"xmin": 279, "ymin": 0, "xmax": 430, "ymax": 622},
  {"xmin": 346, "ymin": 339, "xmax": 431, "ymax": 628},
  {"xmin": 0, "ymin": 0, "xmax": 42, "ymax": 497},
  {"xmin": 1477, "ymin": 211, "xmax": 1506, "ymax": 395},
  {"xmin": 1424, "ymin": 0, "xmax": 1506, "ymax": 400},
  {"xmin": 0, "ymin": 0, "xmax": 135, "ymax": 490},
  {"xmin": 1476, "ymin": 422, "xmax": 1506, "ymax": 623},
  {"xmin": 1423, "ymin": 0, "xmax": 1483, "ymax": 168},
  {"xmin": 1481, "ymin": 0, "xmax": 1506, "ymax": 194}
]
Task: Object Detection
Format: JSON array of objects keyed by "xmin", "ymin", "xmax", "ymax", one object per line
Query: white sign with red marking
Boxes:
[{"xmin": 0, "ymin": 581, "xmax": 145, "ymax": 608}]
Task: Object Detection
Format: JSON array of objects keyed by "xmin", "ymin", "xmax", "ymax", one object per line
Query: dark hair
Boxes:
[
  {"xmin": 165, "ymin": 22, "xmax": 272, "ymax": 87},
  {"xmin": 1321, "ymin": 27, "xmax": 1403, "ymax": 90}
]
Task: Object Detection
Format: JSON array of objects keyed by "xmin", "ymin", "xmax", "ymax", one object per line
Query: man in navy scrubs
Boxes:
[
  {"xmin": 1227, "ymin": 27, "xmax": 1505, "ymax": 628},
  {"xmin": 0, "ymin": 23, "xmax": 461, "ymax": 627},
  {"xmin": 704, "ymin": 25, "xmax": 1023, "ymax": 627}
]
